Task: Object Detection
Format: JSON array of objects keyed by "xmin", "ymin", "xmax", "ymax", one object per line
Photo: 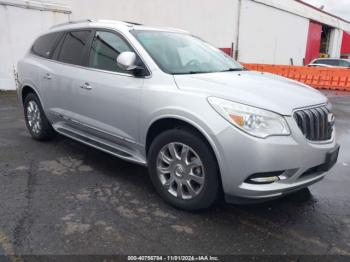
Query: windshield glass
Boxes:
[{"xmin": 131, "ymin": 30, "xmax": 244, "ymax": 75}]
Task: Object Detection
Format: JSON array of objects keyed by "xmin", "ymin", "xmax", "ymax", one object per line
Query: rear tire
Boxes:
[
  {"xmin": 24, "ymin": 93, "xmax": 56, "ymax": 141},
  {"xmin": 148, "ymin": 128, "xmax": 220, "ymax": 211}
]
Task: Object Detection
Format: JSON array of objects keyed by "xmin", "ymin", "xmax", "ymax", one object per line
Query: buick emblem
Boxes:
[{"xmin": 328, "ymin": 113, "xmax": 335, "ymax": 125}]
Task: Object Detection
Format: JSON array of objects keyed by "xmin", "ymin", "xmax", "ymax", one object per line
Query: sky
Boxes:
[{"xmin": 302, "ymin": 0, "xmax": 350, "ymax": 21}]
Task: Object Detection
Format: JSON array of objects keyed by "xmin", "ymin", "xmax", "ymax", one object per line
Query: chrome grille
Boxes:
[{"xmin": 294, "ymin": 105, "xmax": 334, "ymax": 141}]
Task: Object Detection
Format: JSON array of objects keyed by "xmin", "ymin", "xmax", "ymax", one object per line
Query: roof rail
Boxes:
[
  {"xmin": 96, "ymin": 20, "xmax": 143, "ymax": 26},
  {"xmin": 123, "ymin": 21, "xmax": 143, "ymax": 26},
  {"xmin": 50, "ymin": 19, "xmax": 94, "ymax": 29}
]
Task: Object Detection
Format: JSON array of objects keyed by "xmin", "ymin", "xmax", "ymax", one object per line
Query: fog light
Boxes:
[
  {"xmin": 250, "ymin": 176, "xmax": 280, "ymax": 183},
  {"xmin": 245, "ymin": 171, "xmax": 285, "ymax": 184}
]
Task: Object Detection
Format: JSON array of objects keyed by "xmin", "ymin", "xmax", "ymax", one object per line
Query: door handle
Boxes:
[
  {"xmin": 43, "ymin": 73, "xmax": 52, "ymax": 80},
  {"xmin": 80, "ymin": 82, "xmax": 92, "ymax": 90}
]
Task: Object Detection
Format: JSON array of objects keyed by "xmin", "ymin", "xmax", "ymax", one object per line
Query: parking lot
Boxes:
[{"xmin": 0, "ymin": 91, "xmax": 349, "ymax": 257}]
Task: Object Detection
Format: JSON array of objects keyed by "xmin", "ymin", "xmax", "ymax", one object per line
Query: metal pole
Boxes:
[{"xmin": 235, "ymin": 0, "xmax": 242, "ymax": 60}]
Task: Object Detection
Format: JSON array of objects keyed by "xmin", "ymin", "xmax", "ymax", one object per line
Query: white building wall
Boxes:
[
  {"xmin": 0, "ymin": 2, "xmax": 70, "ymax": 90},
  {"xmin": 56, "ymin": 0, "xmax": 239, "ymax": 49},
  {"xmin": 253, "ymin": 0, "xmax": 350, "ymax": 32},
  {"xmin": 54, "ymin": 0, "xmax": 327, "ymax": 65},
  {"xmin": 237, "ymin": 0, "xmax": 309, "ymax": 65},
  {"xmin": 2, "ymin": 0, "xmax": 350, "ymax": 90}
]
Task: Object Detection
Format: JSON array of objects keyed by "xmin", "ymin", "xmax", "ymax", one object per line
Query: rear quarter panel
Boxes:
[{"xmin": 17, "ymin": 55, "xmax": 45, "ymax": 108}]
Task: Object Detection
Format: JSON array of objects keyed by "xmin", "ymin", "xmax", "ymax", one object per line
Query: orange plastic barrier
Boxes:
[{"xmin": 242, "ymin": 63, "xmax": 350, "ymax": 91}]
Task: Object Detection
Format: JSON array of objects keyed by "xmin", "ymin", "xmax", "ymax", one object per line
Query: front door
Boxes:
[{"xmin": 73, "ymin": 30, "xmax": 144, "ymax": 146}]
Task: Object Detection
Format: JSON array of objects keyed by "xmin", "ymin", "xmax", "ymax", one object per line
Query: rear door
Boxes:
[
  {"xmin": 45, "ymin": 30, "xmax": 93, "ymax": 122},
  {"xmin": 30, "ymin": 31, "xmax": 64, "ymax": 113}
]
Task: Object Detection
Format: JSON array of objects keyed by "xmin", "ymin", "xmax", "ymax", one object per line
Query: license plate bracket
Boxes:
[{"xmin": 319, "ymin": 145, "xmax": 340, "ymax": 172}]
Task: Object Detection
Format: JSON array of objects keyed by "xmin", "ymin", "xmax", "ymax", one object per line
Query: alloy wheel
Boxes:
[
  {"xmin": 156, "ymin": 142, "xmax": 205, "ymax": 200},
  {"xmin": 26, "ymin": 100, "xmax": 42, "ymax": 135}
]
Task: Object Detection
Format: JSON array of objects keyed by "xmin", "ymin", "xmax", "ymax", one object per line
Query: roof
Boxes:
[
  {"xmin": 295, "ymin": 0, "xmax": 350, "ymax": 24},
  {"xmin": 252, "ymin": 0, "xmax": 350, "ymax": 31}
]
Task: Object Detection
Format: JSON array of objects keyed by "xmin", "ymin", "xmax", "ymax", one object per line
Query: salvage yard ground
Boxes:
[{"xmin": 0, "ymin": 91, "xmax": 349, "ymax": 256}]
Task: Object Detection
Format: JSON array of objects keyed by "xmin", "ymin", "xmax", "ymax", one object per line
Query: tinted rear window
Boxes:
[
  {"xmin": 58, "ymin": 31, "xmax": 91, "ymax": 65},
  {"xmin": 31, "ymin": 32, "xmax": 63, "ymax": 59},
  {"xmin": 326, "ymin": 60, "xmax": 339, "ymax": 66}
]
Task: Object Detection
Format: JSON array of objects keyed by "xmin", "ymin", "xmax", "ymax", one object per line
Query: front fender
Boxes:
[{"xmin": 140, "ymin": 104, "xmax": 231, "ymax": 179}]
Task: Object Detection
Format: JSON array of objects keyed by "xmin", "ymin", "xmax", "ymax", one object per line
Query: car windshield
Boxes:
[{"xmin": 131, "ymin": 30, "xmax": 244, "ymax": 75}]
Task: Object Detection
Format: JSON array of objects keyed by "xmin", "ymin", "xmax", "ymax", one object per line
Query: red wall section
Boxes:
[
  {"xmin": 341, "ymin": 31, "xmax": 350, "ymax": 54},
  {"xmin": 219, "ymin": 48, "xmax": 232, "ymax": 56},
  {"xmin": 305, "ymin": 21, "xmax": 322, "ymax": 64}
]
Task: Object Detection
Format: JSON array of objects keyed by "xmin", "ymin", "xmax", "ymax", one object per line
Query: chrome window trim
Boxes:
[
  {"xmin": 30, "ymin": 26, "xmax": 153, "ymax": 79},
  {"xmin": 30, "ymin": 53, "xmax": 151, "ymax": 79}
]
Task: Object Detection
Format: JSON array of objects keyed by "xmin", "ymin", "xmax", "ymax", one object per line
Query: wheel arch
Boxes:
[
  {"xmin": 145, "ymin": 116, "xmax": 221, "ymax": 167},
  {"xmin": 21, "ymin": 84, "xmax": 45, "ymax": 109},
  {"xmin": 22, "ymin": 85, "xmax": 36, "ymax": 103},
  {"xmin": 145, "ymin": 116, "xmax": 224, "ymax": 195}
]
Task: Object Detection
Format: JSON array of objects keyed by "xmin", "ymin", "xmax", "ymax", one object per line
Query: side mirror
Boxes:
[{"xmin": 116, "ymin": 51, "xmax": 138, "ymax": 71}]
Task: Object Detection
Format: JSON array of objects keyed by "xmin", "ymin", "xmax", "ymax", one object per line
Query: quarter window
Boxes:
[
  {"xmin": 89, "ymin": 31, "xmax": 132, "ymax": 73},
  {"xmin": 339, "ymin": 60, "xmax": 350, "ymax": 67},
  {"xmin": 31, "ymin": 32, "xmax": 64, "ymax": 59},
  {"xmin": 58, "ymin": 31, "xmax": 91, "ymax": 65}
]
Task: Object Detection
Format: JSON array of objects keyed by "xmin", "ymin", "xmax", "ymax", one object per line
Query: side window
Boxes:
[
  {"xmin": 89, "ymin": 31, "xmax": 132, "ymax": 73},
  {"xmin": 325, "ymin": 59, "xmax": 338, "ymax": 66},
  {"xmin": 331, "ymin": 60, "xmax": 339, "ymax": 66},
  {"xmin": 58, "ymin": 31, "xmax": 91, "ymax": 65},
  {"xmin": 31, "ymin": 32, "xmax": 63, "ymax": 59}
]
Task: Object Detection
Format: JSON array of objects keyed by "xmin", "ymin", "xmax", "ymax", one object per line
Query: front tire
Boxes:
[
  {"xmin": 148, "ymin": 128, "xmax": 220, "ymax": 211},
  {"xmin": 24, "ymin": 93, "xmax": 56, "ymax": 141}
]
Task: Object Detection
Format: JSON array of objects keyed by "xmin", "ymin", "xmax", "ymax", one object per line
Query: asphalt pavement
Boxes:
[{"xmin": 0, "ymin": 91, "xmax": 349, "ymax": 258}]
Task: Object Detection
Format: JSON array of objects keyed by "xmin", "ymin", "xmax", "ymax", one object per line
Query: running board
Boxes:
[{"xmin": 54, "ymin": 125, "xmax": 147, "ymax": 166}]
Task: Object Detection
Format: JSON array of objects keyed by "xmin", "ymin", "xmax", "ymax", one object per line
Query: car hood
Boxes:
[{"xmin": 174, "ymin": 71, "xmax": 328, "ymax": 115}]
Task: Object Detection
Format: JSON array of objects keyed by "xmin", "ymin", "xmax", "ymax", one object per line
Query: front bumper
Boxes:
[{"xmin": 212, "ymin": 116, "xmax": 339, "ymax": 203}]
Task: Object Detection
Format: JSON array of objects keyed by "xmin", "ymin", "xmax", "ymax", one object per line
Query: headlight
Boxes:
[{"xmin": 208, "ymin": 97, "xmax": 290, "ymax": 138}]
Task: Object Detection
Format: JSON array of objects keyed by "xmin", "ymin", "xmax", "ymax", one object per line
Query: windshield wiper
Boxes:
[
  {"xmin": 173, "ymin": 71, "xmax": 211, "ymax": 75},
  {"xmin": 173, "ymin": 68, "xmax": 247, "ymax": 75},
  {"xmin": 220, "ymin": 68, "xmax": 246, "ymax": 72},
  {"xmin": 188, "ymin": 71, "xmax": 211, "ymax": 74}
]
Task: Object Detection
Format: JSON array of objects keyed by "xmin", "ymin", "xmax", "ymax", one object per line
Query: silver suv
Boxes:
[{"xmin": 17, "ymin": 20, "xmax": 339, "ymax": 210}]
